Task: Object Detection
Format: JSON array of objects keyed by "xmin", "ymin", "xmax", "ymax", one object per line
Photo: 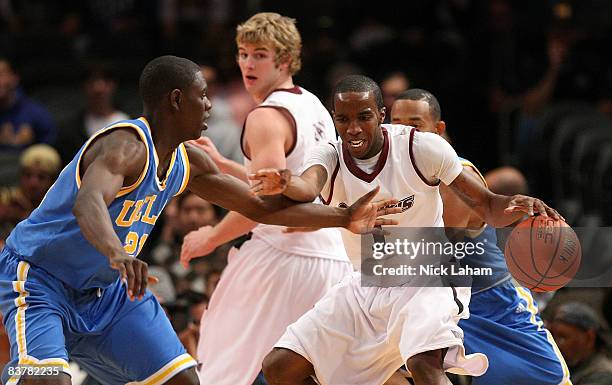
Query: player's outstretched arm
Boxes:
[
  {"xmin": 249, "ymin": 164, "xmax": 328, "ymax": 202},
  {"xmin": 447, "ymin": 170, "xmax": 562, "ymax": 227},
  {"xmin": 189, "ymin": 137, "xmax": 248, "ymax": 181},
  {"xmin": 73, "ymin": 128, "xmax": 152, "ymax": 300},
  {"xmin": 185, "ymin": 144, "xmax": 399, "ymax": 232}
]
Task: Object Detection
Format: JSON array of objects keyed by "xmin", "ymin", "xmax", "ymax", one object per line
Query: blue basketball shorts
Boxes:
[
  {"xmin": 0, "ymin": 247, "xmax": 196, "ymax": 385},
  {"xmin": 460, "ymin": 280, "xmax": 572, "ymax": 385}
]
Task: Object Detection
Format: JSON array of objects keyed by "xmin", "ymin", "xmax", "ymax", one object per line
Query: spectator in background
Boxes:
[
  {"xmin": 484, "ymin": 166, "xmax": 528, "ymax": 196},
  {"xmin": 380, "ymin": 71, "xmax": 409, "ymax": 123},
  {"xmin": 0, "ymin": 57, "xmax": 57, "ymax": 150},
  {"xmin": 549, "ymin": 302, "xmax": 612, "ymax": 385},
  {"xmin": 199, "ymin": 65, "xmax": 243, "ymax": 163},
  {"xmin": 0, "ymin": 144, "xmax": 61, "ymax": 240},
  {"xmin": 56, "ymin": 64, "xmax": 129, "ymax": 164}
]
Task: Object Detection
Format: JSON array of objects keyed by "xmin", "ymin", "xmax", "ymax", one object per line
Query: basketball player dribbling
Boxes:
[
  {"xmin": 179, "ymin": 13, "xmax": 358, "ymax": 385},
  {"xmin": 251, "ymin": 75, "xmax": 561, "ymax": 385},
  {"xmin": 391, "ymin": 88, "xmax": 572, "ymax": 385}
]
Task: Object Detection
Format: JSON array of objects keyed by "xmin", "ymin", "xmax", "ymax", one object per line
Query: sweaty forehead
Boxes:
[
  {"xmin": 194, "ymin": 71, "xmax": 207, "ymax": 88},
  {"xmin": 336, "ymin": 91, "xmax": 374, "ymax": 102}
]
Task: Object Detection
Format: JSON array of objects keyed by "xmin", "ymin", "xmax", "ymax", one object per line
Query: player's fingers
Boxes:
[
  {"xmin": 125, "ymin": 262, "xmax": 135, "ymax": 300},
  {"xmin": 534, "ymin": 200, "xmax": 549, "ymax": 217},
  {"xmin": 504, "ymin": 205, "xmax": 522, "ymax": 214},
  {"xmin": 528, "ymin": 201, "xmax": 535, "ymax": 216},
  {"xmin": 148, "ymin": 275, "xmax": 160, "ymax": 285},
  {"xmin": 375, "ymin": 218, "xmax": 399, "ymax": 226},
  {"xmin": 378, "ymin": 207, "xmax": 402, "ymax": 216},
  {"xmin": 250, "ymin": 181, "xmax": 263, "ymax": 191},
  {"xmin": 131, "ymin": 261, "xmax": 143, "ymax": 301},
  {"xmin": 114, "ymin": 263, "xmax": 128, "ymax": 285},
  {"xmin": 374, "ymin": 198, "xmax": 398, "ymax": 209},
  {"xmin": 138, "ymin": 262, "xmax": 148, "ymax": 300}
]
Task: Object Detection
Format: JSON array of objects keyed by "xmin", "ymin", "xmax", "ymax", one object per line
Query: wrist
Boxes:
[
  {"xmin": 341, "ymin": 207, "xmax": 352, "ymax": 228},
  {"xmin": 207, "ymin": 226, "xmax": 223, "ymax": 247}
]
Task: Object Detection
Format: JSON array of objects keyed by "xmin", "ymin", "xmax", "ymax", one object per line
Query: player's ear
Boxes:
[
  {"xmin": 278, "ymin": 54, "xmax": 290, "ymax": 72},
  {"xmin": 170, "ymin": 89, "xmax": 182, "ymax": 111},
  {"xmin": 379, "ymin": 107, "xmax": 386, "ymax": 123},
  {"xmin": 436, "ymin": 120, "xmax": 446, "ymax": 136}
]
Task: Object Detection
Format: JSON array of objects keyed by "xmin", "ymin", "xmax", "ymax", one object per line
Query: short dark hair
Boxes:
[
  {"xmin": 396, "ymin": 88, "xmax": 442, "ymax": 121},
  {"xmin": 333, "ymin": 75, "xmax": 384, "ymax": 110},
  {"xmin": 139, "ymin": 55, "xmax": 201, "ymax": 108}
]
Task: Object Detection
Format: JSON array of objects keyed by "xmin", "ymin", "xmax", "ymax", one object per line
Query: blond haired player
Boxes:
[{"xmin": 180, "ymin": 13, "xmax": 361, "ymax": 385}]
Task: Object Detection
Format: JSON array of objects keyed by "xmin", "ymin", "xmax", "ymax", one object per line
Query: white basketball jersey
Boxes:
[
  {"xmin": 319, "ymin": 124, "xmax": 460, "ymax": 267},
  {"xmin": 243, "ymin": 86, "xmax": 348, "ymax": 261}
]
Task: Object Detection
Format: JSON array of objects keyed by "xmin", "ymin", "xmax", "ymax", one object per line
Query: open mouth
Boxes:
[{"xmin": 348, "ymin": 139, "xmax": 365, "ymax": 148}]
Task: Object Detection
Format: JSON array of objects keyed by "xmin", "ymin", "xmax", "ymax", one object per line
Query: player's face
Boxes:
[
  {"xmin": 333, "ymin": 91, "xmax": 385, "ymax": 159},
  {"xmin": 182, "ymin": 71, "xmax": 212, "ymax": 139},
  {"xmin": 390, "ymin": 99, "xmax": 439, "ymax": 134},
  {"xmin": 237, "ymin": 42, "xmax": 286, "ymax": 100},
  {"xmin": 179, "ymin": 193, "xmax": 218, "ymax": 234},
  {"xmin": 20, "ymin": 165, "xmax": 55, "ymax": 205}
]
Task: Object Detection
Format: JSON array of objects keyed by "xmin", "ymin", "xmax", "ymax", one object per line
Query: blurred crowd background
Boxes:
[{"xmin": 2, "ymin": 0, "xmax": 612, "ymax": 384}]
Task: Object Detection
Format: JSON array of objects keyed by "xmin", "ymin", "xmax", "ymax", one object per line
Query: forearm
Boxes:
[
  {"xmin": 283, "ymin": 175, "xmax": 321, "ymax": 202},
  {"xmin": 217, "ymin": 157, "xmax": 248, "ymax": 182},
  {"xmin": 209, "ymin": 211, "xmax": 257, "ymax": 246},
  {"xmin": 73, "ymin": 192, "xmax": 125, "ymax": 258},
  {"xmin": 257, "ymin": 197, "xmax": 349, "ymax": 228},
  {"xmin": 485, "ymin": 194, "xmax": 526, "ymax": 227}
]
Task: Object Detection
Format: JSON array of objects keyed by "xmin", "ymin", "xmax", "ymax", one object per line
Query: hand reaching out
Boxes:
[
  {"xmin": 249, "ymin": 168, "xmax": 292, "ymax": 196},
  {"xmin": 180, "ymin": 225, "xmax": 218, "ymax": 268}
]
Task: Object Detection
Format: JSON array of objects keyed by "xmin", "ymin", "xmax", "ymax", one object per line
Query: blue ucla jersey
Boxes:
[
  {"xmin": 5, "ymin": 117, "xmax": 190, "ymax": 290},
  {"xmin": 457, "ymin": 158, "xmax": 512, "ymax": 292}
]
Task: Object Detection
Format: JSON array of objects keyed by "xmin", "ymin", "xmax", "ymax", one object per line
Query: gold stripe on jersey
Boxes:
[
  {"xmin": 175, "ymin": 143, "xmax": 190, "ymax": 196},
  {"xmin": 75, "ymin": 122, "xmax": 150, "ymax": 198},
  {"xmin": 460, "ymin": 159, "xmax": 488, "ymax": 188}
]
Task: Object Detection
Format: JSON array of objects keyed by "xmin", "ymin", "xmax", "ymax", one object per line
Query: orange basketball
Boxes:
[{"xmin": 504, "ymin": 216, "xmax": 581, "ymax": 292}]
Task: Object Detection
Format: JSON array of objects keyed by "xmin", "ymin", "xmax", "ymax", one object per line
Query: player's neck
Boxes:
[
  {"xmin": 142, "ymin": 112, "xmax": 182, "ymax": 161},
  {"xmin": 253, "ymin": 76, "xmax": 293, "ymax": 104}
]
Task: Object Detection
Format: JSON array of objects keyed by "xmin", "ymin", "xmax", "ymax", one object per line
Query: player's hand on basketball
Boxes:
[
  {"xmin": 180, "ymin": 225, "xmax": 217, "ymax": 268},
  {"xmin": 346, "ymin": 186, "xmax": 402, "ymax": 234},
  {"xmin": 248, "ymin": 168, "xmax": 291, "ymax": 196},
  {"xmin": 189, "ymin": 137, "xmax": 226, "ymax": 166},
  {"xmin": 504, "ymin": 195, "xmax": 564, "ymax": 220},
  {"xmin": 109, "ymin": 251, "xmax": 152, "ymax": 301}
]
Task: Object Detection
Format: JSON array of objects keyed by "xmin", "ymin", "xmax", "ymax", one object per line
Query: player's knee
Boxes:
[
  {"xmin": 262, "ymin": 349, "xmax": 287, "ymax": 383},
  {"xmin": 165, "ymin": 367, "xmax": 199, "ymax": 385},
  {"xmin": 406, "ymin": 349, "xmax": 446, "ymax": 382},
  {"xmin": 262, "ymin": 348, "xmax": 311, "ymax": 384}
]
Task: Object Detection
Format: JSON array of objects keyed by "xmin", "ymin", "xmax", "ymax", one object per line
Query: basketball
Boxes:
[{"xmin": 504, "ymin": 216, "xmax": 581, "ymax": 292}]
